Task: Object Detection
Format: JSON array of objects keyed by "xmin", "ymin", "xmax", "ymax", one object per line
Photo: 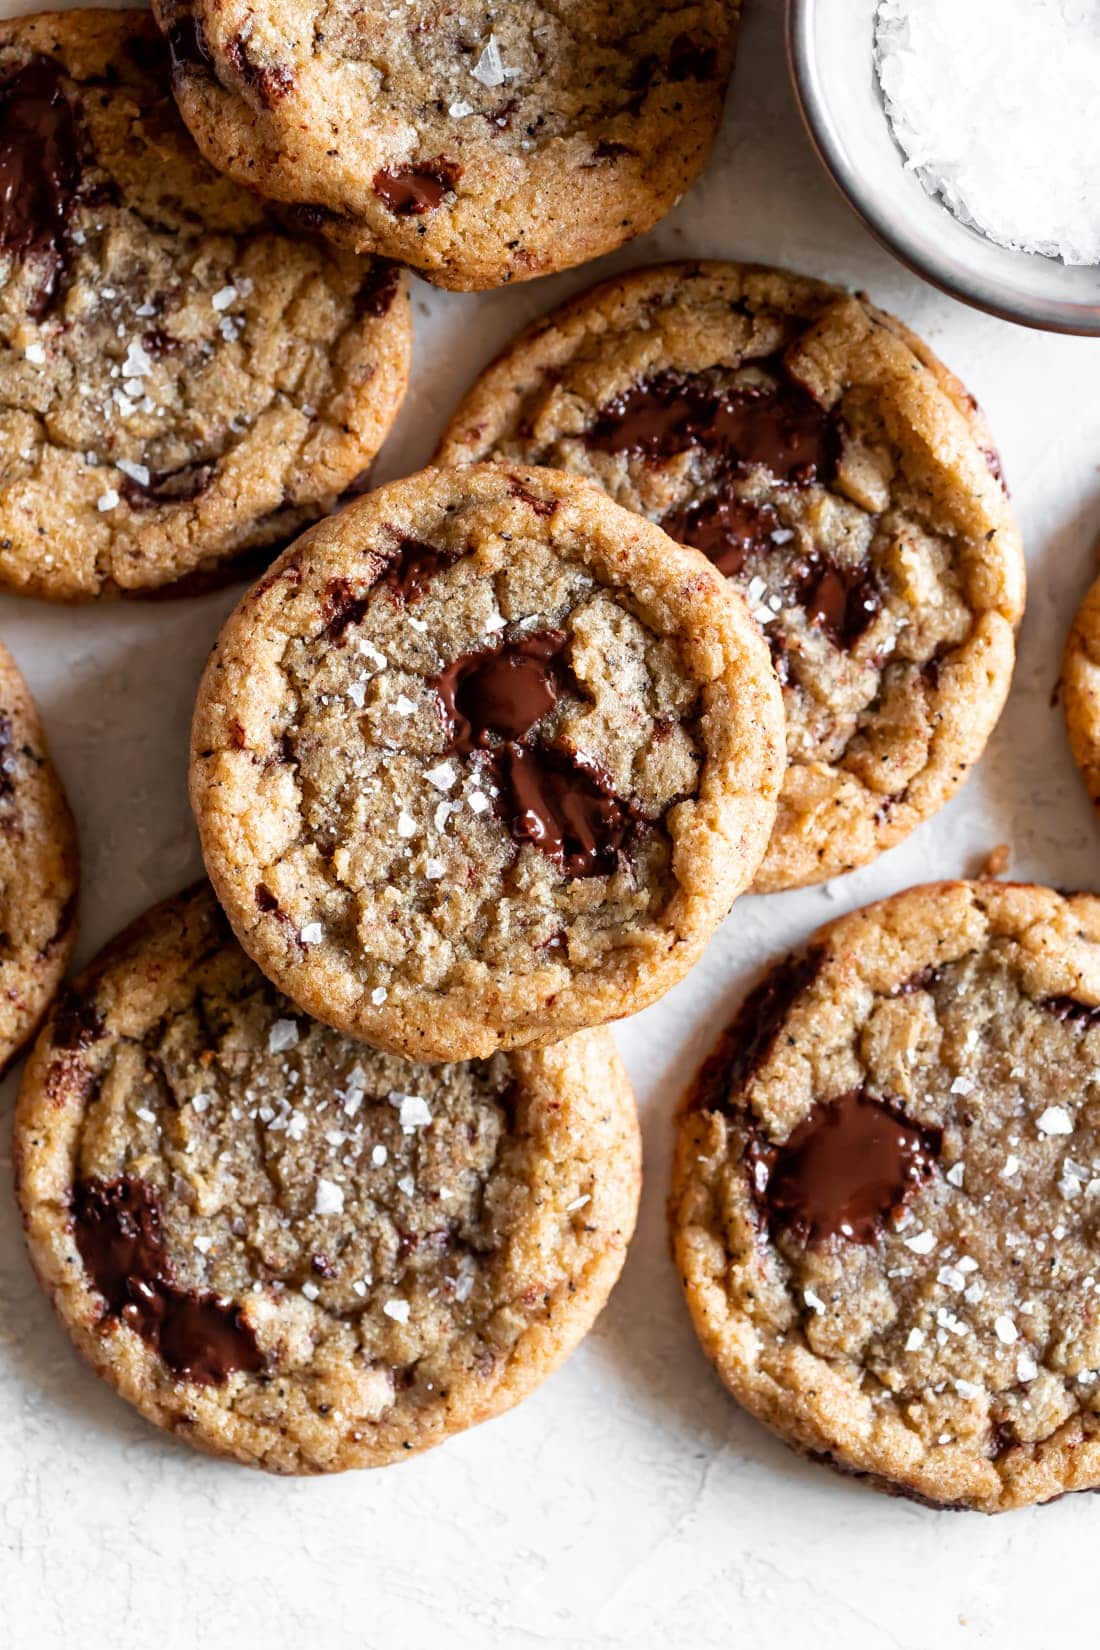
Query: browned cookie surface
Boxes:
[
  {"xmin": 0, "ymin": 640, "xmax": 76, "ymax": 1068},
  {"xmin": 671, "ymin": 881, "xmax": 1100, "ymax": 1513},
  {"xmin": 1063, "ymin": 568, "xmax": 1100, "ymax": 817},
  {"xmin": 190, "ymin": 463, "xmax": 784, "ymax": 1060},
  {"xmin": 153, "ymin": 0, "xmax": 737, "ymax": 289},
  {"xmin": 15, "ymin": 883, "xmax": 641, "ymax": 1472},
  {"xmin": 438, "ymin": 262, "xmax": 1024, "ymax": 889},
  {"xmin": 0, "ymin": 9, "xmax": 410, "ymax": 599}
]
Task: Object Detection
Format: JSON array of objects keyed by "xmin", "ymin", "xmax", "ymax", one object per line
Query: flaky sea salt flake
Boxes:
[
  {"xmin": 314, "ymin": 1177, "xmax": 345, "ymax": 1215},
  {"xmin": 268, "ymin": 1018, "xmax": 299, "ymax": 1053},
  {"xmin": 471, "ymin": 34, "xmax": 507, "ymax": 87}
]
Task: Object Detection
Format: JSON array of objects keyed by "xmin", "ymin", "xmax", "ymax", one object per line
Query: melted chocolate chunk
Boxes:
[
  {"xmin": 254, "ymin": 882, "xmax": 280, "ymax": 913},
  {"xmin": 225, "ymin": 33, "xmax": 296, "ymax": 105},
  {"xmin": 432, "ymin": 630, "xmax": 645, "ymax": 878},
  {"xmin": 434, "ymin": 631, "xmax": 570, "ymax": 754},
  {"xmin": 322, "ymin": 576, "xmax": 369, "ymax": 640},
  {"xmin": 1042, "ymin": 995, "xmax": 1100, "ymax": 1029},
  {"xmin": 165, "ymin": 14, "xmax": 213, "ymax": 76},
  {"xmin": 691, "ymin": 949, "xmax": 824, "ymax": 1112},
  {"xmin": 118, "ymin": 461, "xmax": 214, "ymax": 510},
  {"xmin": 377, "ymin": 535, "xmax": 463, "ymax": 603},
  {"xmin": 749, "ymin": 1088, "xmax": 941, "ymax": 1247},
  {"xmin": 356, "ymin": 258, "xmax": 401, "ymax": 319},
  {"xmin": 492, "ymin": 743, "xmax": 640, "ymax": 879},
  {"xmin": 586, "ymin": 363, "xmax": 839, "ymax": 487},
  {"xmin": 663, "ymin": 493, "xmax": 779, "ymax": 578},
  {"xmin": 52, "ymin": 990, "xmax": 104, "ymax": 1051},
  {"xmin": 72, "ymin": 1177, "xmax": 263, "ymax": 1385},
  {"xmin": 798, "ymin": 557, "xmax": 880, "ymax": 648},
  {"xmin": 0, "ymin": 56, "xmax": 83, "ymax": 315},
  {"xmin": 373, "ymin": 159, "xmax": 461, "ymax": 215}
]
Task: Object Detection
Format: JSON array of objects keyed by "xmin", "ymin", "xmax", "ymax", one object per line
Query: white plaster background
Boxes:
[{"xmin": 1, "ymin": 2, "xmax": 1099, "ymax": 1644}]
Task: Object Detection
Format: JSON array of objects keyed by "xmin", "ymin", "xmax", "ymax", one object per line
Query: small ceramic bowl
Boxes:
[{"xmin": 787, "ymin": 0, "xmax": 1100, "ymax": 335}]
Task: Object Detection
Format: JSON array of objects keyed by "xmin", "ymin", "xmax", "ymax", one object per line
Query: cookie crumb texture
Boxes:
[
  {"xmin": 0, "ymin": 642, "xmax": 77, "ymax": 1069},
  {"xmin": 15, "ymin": 885, "xmax": 641, "ymax": 1472},
  {"xmin": 190, "ymin": 464, "xmax": 784, "ymax": 1060},
  {"xmin": 152, "ymin": 0, "xmax": 737, "ymax": 289},
  {"xmin": 0, "ymin": 9, "xmax": 410, "ymax": 599},
  {"xmin": 671, "ymin": 881, "xmax": 1100, "ymax": 1512},
  {"xmin": 438, "ymin": 263, "xmax": 1025, "ymax": 889}
]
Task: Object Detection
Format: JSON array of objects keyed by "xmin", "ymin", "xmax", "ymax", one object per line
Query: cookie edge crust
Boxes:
[
  {"xmin": 1063, "ymin": 568, "xmax": 1100, "ymax": 814},
  {"xmin": 151, "ymin": 2, "xmax": 739, "ymax": 290},
  {"xmin": 189, "ymin": 462, "xmax": 785, "ymax": 1061},
  {"xmin": 434, "ymin": 259, "xmax": 1026, "ymax": 892},
  {"xmin": 0, "ymin": 8, "xmax": 414, "ymax": 602},
  {"xmin": 0, "ymin": 641, "xmax": 78, "ymax": 1072},
  {"xmin": 668, "ymin": 879, "xmax": 1100, "ymax": 1514},
  {"xmin": 13, "ymin": 883, "xmax": 643, "ymax": 1473}
]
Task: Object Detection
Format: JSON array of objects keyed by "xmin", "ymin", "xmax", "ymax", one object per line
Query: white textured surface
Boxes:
[
  {"xmin": 3, "ymin": 2, "xmax": 1100, "ymax": 1643},
  {"xmin": 876, "ymin": 0, "xmax": 1100, "ymax": 265}
]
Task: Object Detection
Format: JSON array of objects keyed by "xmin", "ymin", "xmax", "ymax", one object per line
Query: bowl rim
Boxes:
[{"xmin": 785, "ymin": 0, "xmax": 1100, "ymax": 337}]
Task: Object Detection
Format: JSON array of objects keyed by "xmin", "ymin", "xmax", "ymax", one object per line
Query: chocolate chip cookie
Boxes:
[
  {"xmin": 671, "ymin": 880, "xmax": 1100, "ymax": 1512},
  {"xmin": 0, "ymin": 641, "xmax": 77, "ymax": 1070},
  {"xmin": 438, "ymin": 262, "xmax": 1025, "ymax": 890},
  {"xmin": 15, "ymin": 883, "xmax": 640, "ymax": 1472},
  {"xmin": 1062, "ymin": 569, "xmax": 1100, "ymax": 817},
  {"xmin": 152, "ymin": 0, "xmax": 737, "ymax": 290},
  {"xmin": 190, "ymin": 463, "xmax": 784, "ymax": 1061},
  {"xmin": 0, "ymin": 10, "xmax": 410, "ymax": 600}
]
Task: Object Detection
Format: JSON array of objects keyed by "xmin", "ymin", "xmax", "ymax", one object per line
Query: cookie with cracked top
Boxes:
[
  {"xmin": 0, "ymin": 9, "xmax": 410, "ymax": 600},
  {"xmin": 437, "ymin": 262, "xmax": 1025, "ymax": 891},
  {"xmin": 671, "ymin": 880, "xmax": 1100, "ymax": 1513},
  {"xmin": 152, "ymin": 0, "xmax": 738, "ymax": 290},
  {"xmin": 0, "ymin": 640, "xmax": 77, "ymax": 1070},
  {"xmin": 15, "ymin": 882, "xmax": 641, "ymax": 1472},
  {"xmin": 189, "ymin": 462, "xmax": 785, "ymax": 1061}
]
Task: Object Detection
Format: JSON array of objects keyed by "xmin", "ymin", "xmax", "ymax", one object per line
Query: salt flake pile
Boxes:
[{"xmin": 875, "ymin": 0, "xmax": 1100, "ymax": 264}]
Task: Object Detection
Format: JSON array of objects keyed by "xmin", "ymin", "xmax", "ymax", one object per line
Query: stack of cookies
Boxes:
[{"xmin": 4, "ymin": 5, "xmax": 1100, "ymax": 1513}]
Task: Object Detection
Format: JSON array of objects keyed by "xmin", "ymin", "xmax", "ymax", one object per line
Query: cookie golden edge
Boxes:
[
  {"xmin": 13, "ymin": 883, "xmax": 643, "ymax": 1473},
  {"xmin": 1063, "ymin": 569, "xmax": 1100, "ymax": 814},
  {"xmin": 0, "ymin": 642, "xmax": 78, "ymax": 1071},
  {"xmin": 669, "ymin": 879, "xmax": 1100, "ymax": 1515},
  {"xmin": 0, "ymin": 8, "xmax": 414, "ymax": 602},
  {"xmin": 189, "ymin": 462, "xmax": 786, "ymax": 1061},
  {"xmin": 152, "ymin": 3, "xmax": 740, "ymax": 291},
  {"xmin": 435, "ymin": 259, "xmax": 1027, "ymax": 892}
]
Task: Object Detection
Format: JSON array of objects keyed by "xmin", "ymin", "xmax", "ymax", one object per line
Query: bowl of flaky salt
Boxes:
[{"xmin": 788, "ymin": 0, "xmax": 1100, "ymax": 334}]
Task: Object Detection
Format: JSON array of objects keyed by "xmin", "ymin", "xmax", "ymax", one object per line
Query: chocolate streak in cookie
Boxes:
[
  {"xmin": 73, "ymin": 1176, "xmax": 263, "ymax": 1384},
  {"xmin": 433, "ymin": 629, "xmax": 643, "ymax": 878},
  {"xmin": 586, "ymin": 363, "xmax": 881, "ymax": 651},
  {"xmin": 0, "ymin": 55, "xmax": 83, "ymax": 314}
]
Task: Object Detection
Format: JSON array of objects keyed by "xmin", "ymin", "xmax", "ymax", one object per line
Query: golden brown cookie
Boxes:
[
  {"xmin": 0, "ymin": 641, "xmax": 77, "ymax": 1070},
  {"xmin": 0, "ymin": 10, "xmax": 410, "ymax": 599},
  {"xmin": 152, "ymin": 0, "xmax": 738, "ymax": 290},
  {"xmin": 190, "ymin": 463, "xmax": 784, "ymax": 1061},
  {"xmin": 15, "ymin": 883, "xmax": 641, "ymax": 1472},
  {"xmin": 438, "ymin": 262, "xmax": 1025, "ymax": 890},
  {"xmin": 1063, "ymin": 570, "xmax": 1100, "ymax": 814},
  {"xmin": 671, "ymin": 880, "xmax": 1100, "ymax": 1513}
]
